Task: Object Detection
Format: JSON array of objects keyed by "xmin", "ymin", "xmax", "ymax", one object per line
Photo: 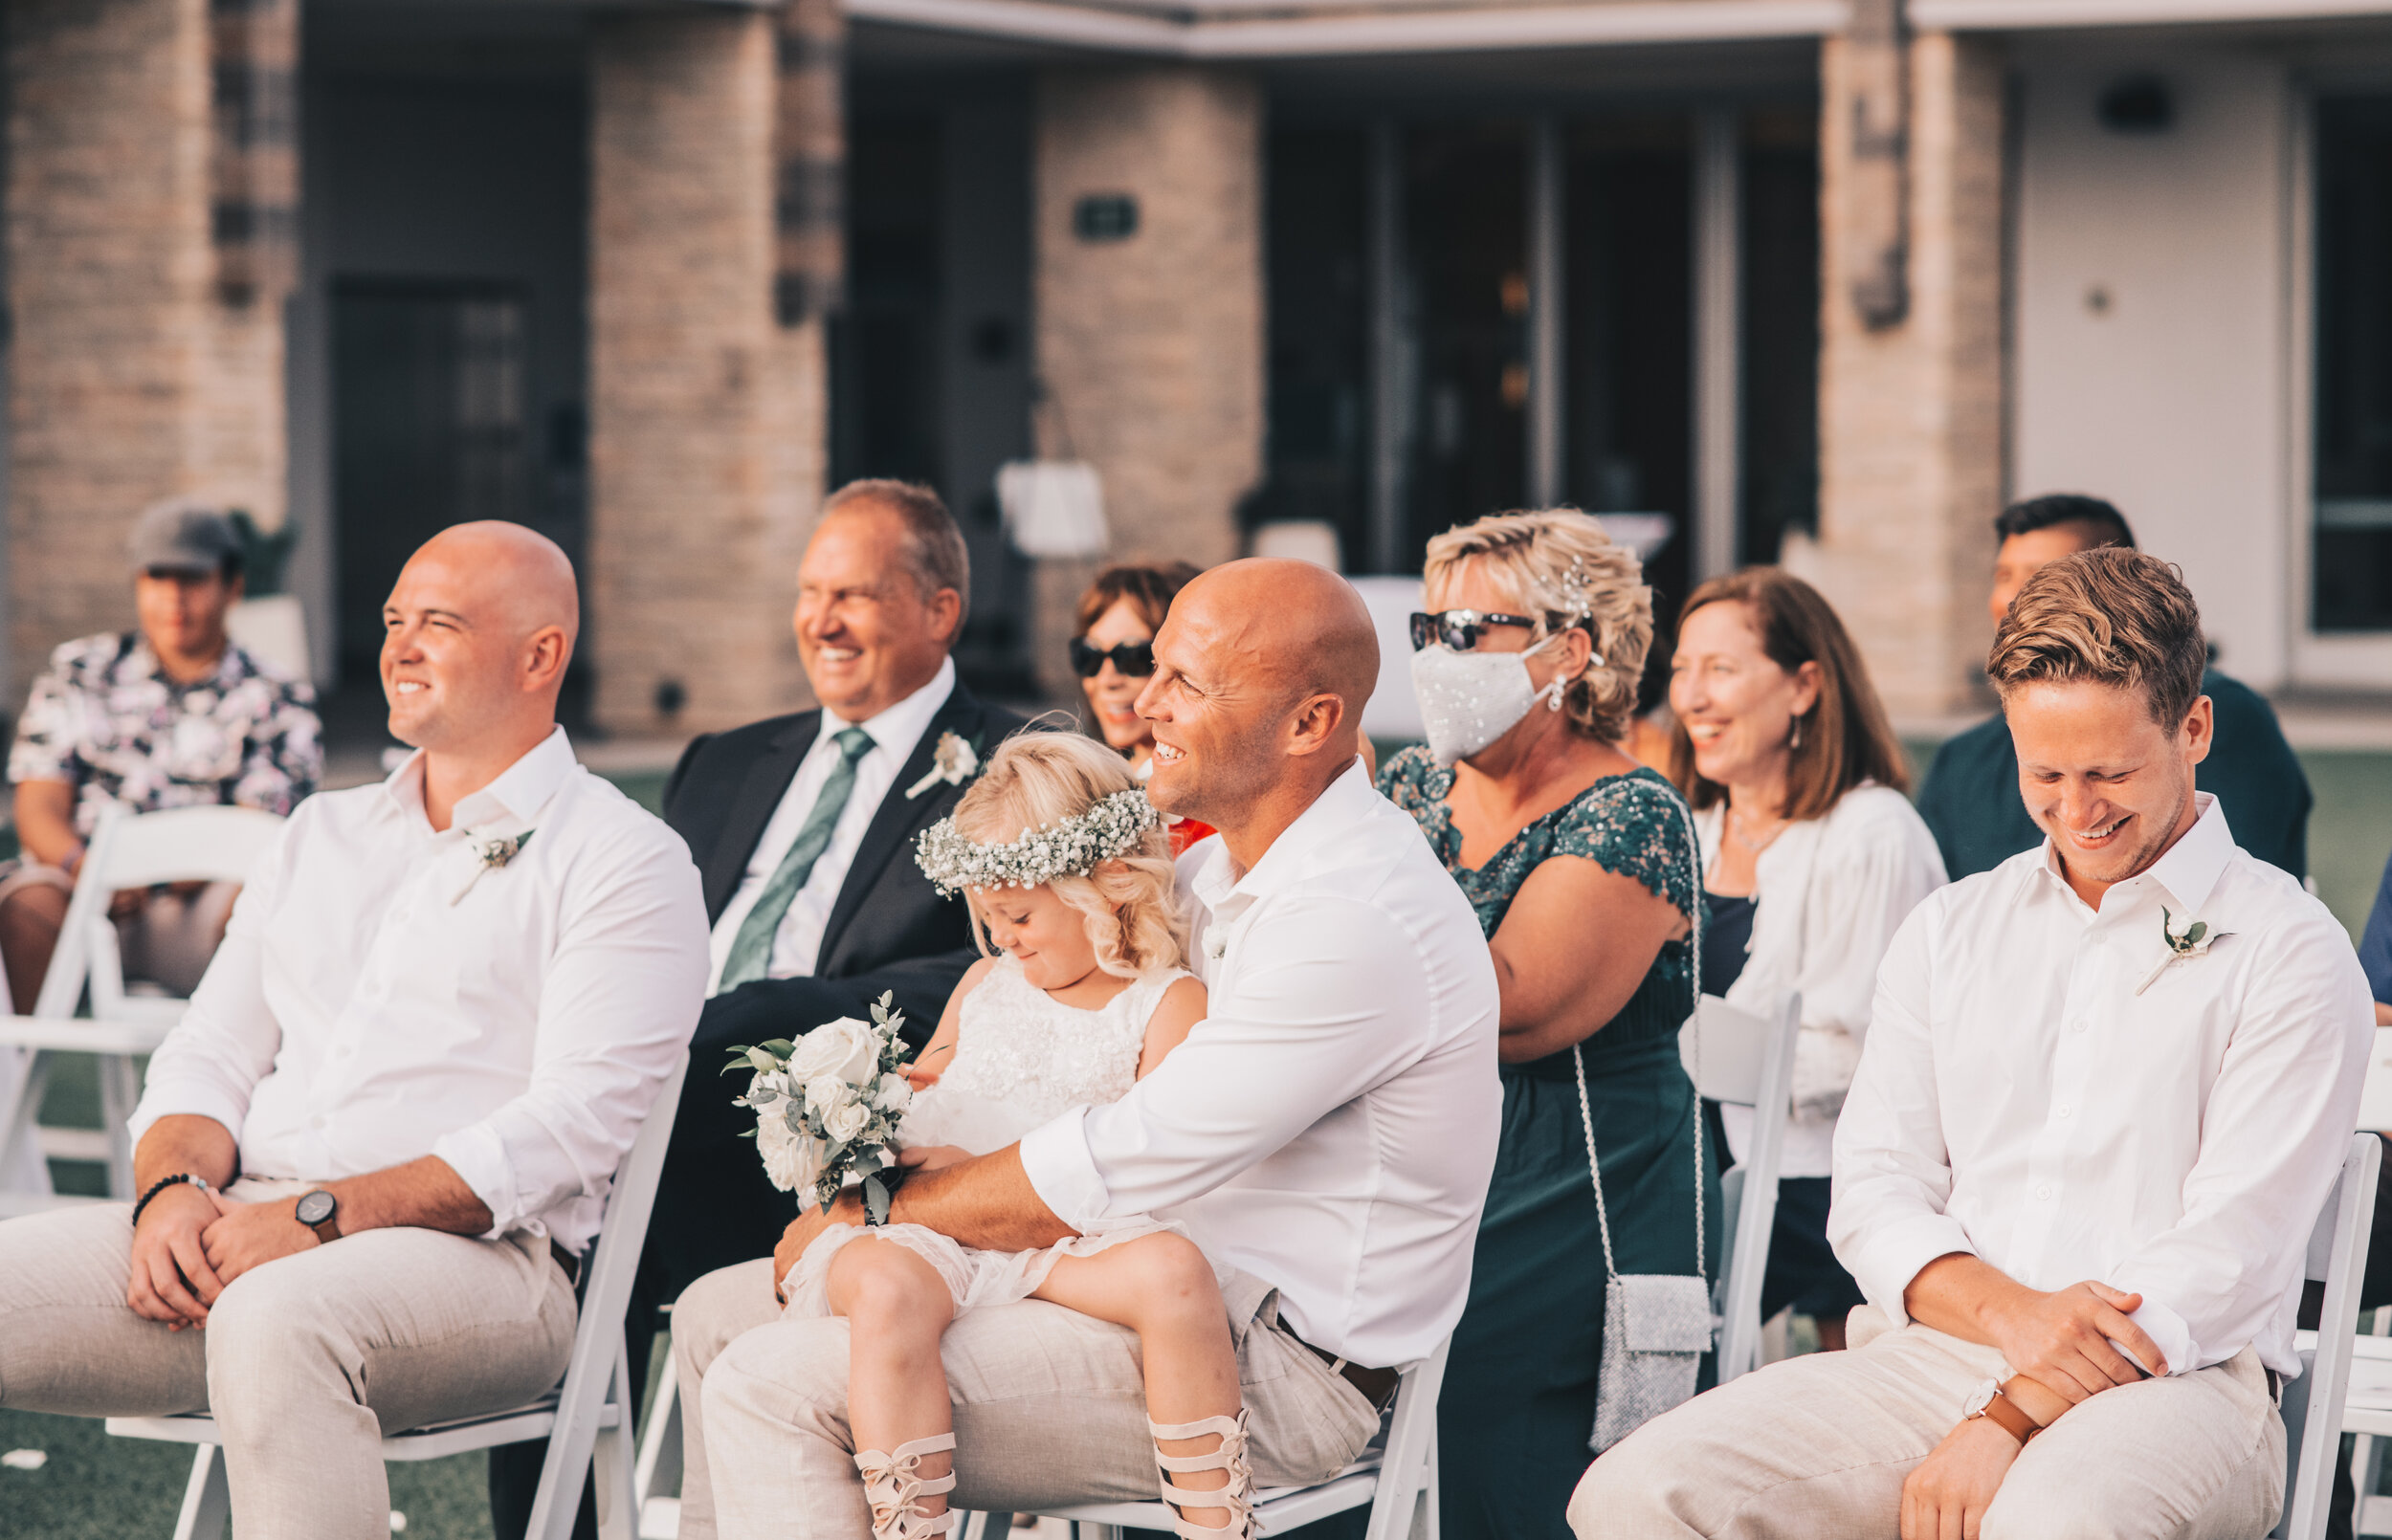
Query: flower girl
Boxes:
[{"xmin": 777, "ymin": 733, "xmax": 1251, "ymax": 1540}]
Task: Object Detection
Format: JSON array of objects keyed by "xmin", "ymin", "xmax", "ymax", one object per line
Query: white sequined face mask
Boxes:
[{"xmin": 1409, "ymin": 632, "xmax": 1561, "ymax": 767}]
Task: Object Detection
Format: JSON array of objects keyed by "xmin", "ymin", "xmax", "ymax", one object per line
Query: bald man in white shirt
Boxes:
[
  {"xmin": 0, "ymin": 523, "xmax": 710, "ymax": 1540},
  {"xmin": 664, "ymin": 560, "xmax": 1503, "ymax": 1540},
  {"xmin": 1569, "ymin": 548, "xmax": 2373, "ymax": 1540}
]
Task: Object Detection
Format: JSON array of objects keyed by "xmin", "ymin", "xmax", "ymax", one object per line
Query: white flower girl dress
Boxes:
[{"xmin": 779, "ymin": 956, "xmax": 1199, "ymax": 1317}]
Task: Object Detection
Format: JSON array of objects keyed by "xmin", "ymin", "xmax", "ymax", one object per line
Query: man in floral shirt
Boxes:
[{"xmin": 0, "ymin": 499, "xmax": 321, "ymax": 1008}]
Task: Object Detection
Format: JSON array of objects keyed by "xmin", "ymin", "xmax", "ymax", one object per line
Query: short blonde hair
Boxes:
[
  {"xmin": 952, "ymin": 733, "xmax": 1186, "ymax": 980},
  {"xmin": 1988, "ymin": 547, "xmax": 2206, "ymax": 727},
  {"xmin": 1422, "ymin": 508, "xmax": 1652, "ymax": 742}
]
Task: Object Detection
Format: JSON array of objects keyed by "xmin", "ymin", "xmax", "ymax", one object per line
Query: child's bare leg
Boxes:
[
  {"xmin": 827, "ymin": 1238, "xmax": 959, "ymax": 1532},
  {"xmin": 1034, "ymin": 1232, "xmax": 1244, "ymax": 1531}
]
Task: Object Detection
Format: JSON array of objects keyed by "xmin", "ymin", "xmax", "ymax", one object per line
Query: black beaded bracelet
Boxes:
[{"xmin": 130, "ymin": 1172, "xmax": 211, "ymax": 1228}]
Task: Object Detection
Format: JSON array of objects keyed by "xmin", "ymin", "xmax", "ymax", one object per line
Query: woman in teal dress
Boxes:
[{"xmin": 1382, "ymin": 508, "xmax": 1719, "ymax": 1540}]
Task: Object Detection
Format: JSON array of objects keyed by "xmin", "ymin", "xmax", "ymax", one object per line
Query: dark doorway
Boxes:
[
  {"xmin": 1405, "ymin": 121, "xmax": 1531, "ymax": 562},
  {"xmin": 330, "ymin": 279, "xmax": 531, "ymax": 682},
  {"xmin": 2314, "ymin": 94, "xmax": 2392, "ymax": 631}
]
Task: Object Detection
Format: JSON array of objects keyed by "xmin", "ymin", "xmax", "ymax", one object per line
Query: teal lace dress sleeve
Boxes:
[{"xmin": 1378, "ymin": 742, "xmax": 1718, "ymax": 1540}]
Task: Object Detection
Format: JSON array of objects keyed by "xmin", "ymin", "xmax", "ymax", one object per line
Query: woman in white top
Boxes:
[{"xmin": 1667, "ymin": 566, "xmax": 1946, "ymax": 1351}]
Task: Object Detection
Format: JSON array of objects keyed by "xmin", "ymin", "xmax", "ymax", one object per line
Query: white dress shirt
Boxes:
[
  {"xmin": 129, "ymin": 728, "xmax": 711, "ymax": 1253},
  {"xmin": 1019, "ymin": 759, "xmax": 1502, "ymax": 1368},
  {"xmin": 705, "ymin": 657, "xmax": 955, "ymax": 993},
  {"xmin": 1829, "ymin": 795, "xmax": 2372, "ymax": 1377},
  {"xmin": 1697, "ymin": 785, "xmax": 1948, "ymax": 1177}
]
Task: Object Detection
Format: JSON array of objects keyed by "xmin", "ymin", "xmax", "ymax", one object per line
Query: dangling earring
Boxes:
[
  {"xmin": 1789, "ymin": 715, "xmax": 1805, "ymax": 751},
  {"xmin": 1546, "ymin": 677, "xmax": 1566, "ymax": 713}
]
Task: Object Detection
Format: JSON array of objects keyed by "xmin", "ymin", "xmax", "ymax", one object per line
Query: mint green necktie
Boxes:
[{"xmin": 715, "ymin": 726, "xmax": 875, "ymax": 994}]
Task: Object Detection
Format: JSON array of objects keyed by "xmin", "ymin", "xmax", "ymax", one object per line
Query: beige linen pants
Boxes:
[
  {"xmin": 1566, "ymin": 1307, "xmax": 2285, "ymax": 1540},
  {"xmin": 670, "ymin": 1256, "xmax": 1385, "ymax": 1540},
  {"xmin": 0, "ymin": 1186, "xmax": 577, "ymax": 1540}
]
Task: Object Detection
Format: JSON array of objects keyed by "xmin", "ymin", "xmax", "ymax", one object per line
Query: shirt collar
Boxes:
[
  {"xmin": 123, "ymin": 633, "xmax": 245, "ymax": 692},
  {"xmin": 381, "ymin": 725, "xmax": 577, "ymax": 834},
  {"xmin": 1189, "ymin": 755, "xmax": 1374, "ymax": 911},
  {"xmin": 829, "ymin": 655, "xmax": 955, "ymax": 762},
  {"xmin": 2036, "ymin": 791, "xmax": 2234, "ymax": 917}
]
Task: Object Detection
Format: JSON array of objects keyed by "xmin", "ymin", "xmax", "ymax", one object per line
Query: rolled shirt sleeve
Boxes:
[
  {"xmin": 1829, "ymin": 896, "xmax": 1979, "ymax": 1328},
  {"xmin": 1020, "ymin": 894, "xmax": 1440, "ymax": 1231},
  {"xmin": 429, "ymin": 826, "xmax": 710, "ymax": 1237},
  {"xmin": 127, "ymin": 818, "xmax": 297, "ymax": 1148}
]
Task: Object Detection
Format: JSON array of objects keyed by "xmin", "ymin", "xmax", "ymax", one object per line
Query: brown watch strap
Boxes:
[{"xmin": 1979, "ymin": 1390, "xmax": 2041, "ymax": 1446}]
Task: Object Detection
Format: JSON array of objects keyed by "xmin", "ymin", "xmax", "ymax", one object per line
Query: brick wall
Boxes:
[
  {"xmin": 587, "ymin": 10, "xmax": 821, "ymax": 737},
  {"xmin": 1795, "ymin": 30, "xmax": 2006, "ymax": 721},
  {"xmin": 6, "ymin": 0, "xmax": 289, "ymax": 696},
  {"xmin": 1029, "ymin": 65, "xmax": 1262, "ymax": 703}
]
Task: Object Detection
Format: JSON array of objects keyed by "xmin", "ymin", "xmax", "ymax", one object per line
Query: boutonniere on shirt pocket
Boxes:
[
  {"xmin": 905, "ymin": 732, "xmax": 983, "ymax": 800},
  {"xmin": 2137, "ymin": 906, "xmax": 2235, "ymax": 996},
  {"xmin": 451, "ymin": 827, "xmax": 535, "ymax": 906}
]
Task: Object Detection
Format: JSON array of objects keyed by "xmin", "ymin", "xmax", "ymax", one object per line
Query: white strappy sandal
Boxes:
[
  {"xmin": 1149, "ymin": 1409, "xmax": 1257, "ymax": 1539},
  {"xmin": 855, "ymin": 1432, "xmax": 957, "ymax": 1539}
]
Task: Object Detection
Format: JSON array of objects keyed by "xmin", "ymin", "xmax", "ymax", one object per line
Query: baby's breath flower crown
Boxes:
[{"xmin": 915, "ymin": 786, "xmax": 1160, "ymax": 898}]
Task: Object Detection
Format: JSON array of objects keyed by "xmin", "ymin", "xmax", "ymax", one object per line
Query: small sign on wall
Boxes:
[{"xmin": 1073, "ymin": 194, "xmax": 1139, "ymax": 242}]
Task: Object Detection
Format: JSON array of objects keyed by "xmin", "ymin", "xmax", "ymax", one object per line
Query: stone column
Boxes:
[
  {"xmin": 1029, "ymin": 65, "xmax": 1262, "ymax": 704},
  {"xmin": 1792, "ymin": 29, "xmax": 2006, "ymax": 721},
  {"xmin": 587, "ymin": 9, "xmax": 821, "ymax": 737},
  {"xmin": 6, "ymin": 0, "xmax": 294, "ymax": 695}
]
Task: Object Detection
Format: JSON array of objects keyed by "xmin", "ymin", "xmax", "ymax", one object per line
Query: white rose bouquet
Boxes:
[{"xmin": 726, "ymin": 991, "xmax": 919, "ymax": 1223}]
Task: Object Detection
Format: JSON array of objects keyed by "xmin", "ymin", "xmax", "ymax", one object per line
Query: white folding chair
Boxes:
[
  {"xmin": 105, "ymin": 1056, "xmax": 691, "ymax": 1540},
  {"xmin": 2278, "ymin": 1131, "xmax": 2381, "ymax": 1540},
  {"xmin": 633, "ymin": 1320, "xmax": 685, "ymax": 1539},
  {"xmin": 2345, "ymin": 1034, "xmax": 2392, "ymax": 1533},
  {"xmin": 950, "ymin": 1336, "xmax": 1447, "ymax": 1540},
  {"xmin": 1680, "ymin": 990, "xmax": 1801, "ymax": 1383},
  {"xmin": 0, "ymin": 802, "xmax": 283, "ymax": 1211}
]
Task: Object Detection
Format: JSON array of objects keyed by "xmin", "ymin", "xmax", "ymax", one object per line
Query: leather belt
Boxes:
[
  {"xmin": 1290, "ymin": 1333, "xmax": 1399, "ymax": 1411},
  {"xmin": 551, "ymin": 1241, "xmax": 580, "ymax": 1287}
]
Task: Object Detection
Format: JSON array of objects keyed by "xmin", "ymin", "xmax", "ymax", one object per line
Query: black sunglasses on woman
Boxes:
[
  {"xmin": 1409, "ymin": 608, "xmax": 1540, "ymax": 653},
  {"xmin": 1068, "ymin": 637, "xmax": 1155, "ymax": 678}
]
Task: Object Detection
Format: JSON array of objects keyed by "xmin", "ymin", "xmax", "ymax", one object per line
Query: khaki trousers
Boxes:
[
  {"xmin": 0, "ymin": 1187, "xmax": 577, "ymax": 1540},
  {"xmin": 1566, "ymin": 1307, "xmax": 2285, "ymax": 1540},
  {"xmin": 671, "ymin": 1256, "xmax": 1385, "ymax": 1540}
]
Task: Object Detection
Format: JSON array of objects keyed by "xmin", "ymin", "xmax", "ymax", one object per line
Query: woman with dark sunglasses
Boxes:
[{"xmin": 1072, "ymin": 561, "xmax": 1216, "ymax": 854}]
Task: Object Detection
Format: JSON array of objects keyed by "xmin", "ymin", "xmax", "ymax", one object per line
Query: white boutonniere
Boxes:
[
  {"xmin": 451, "ymin": 827, "xmax": 535, "ymax": 906},
  {"xmin": 905, "ymin": 732, "xmax": 982, "ymax": 800},
  {"xmin": 2136, "ymin": 905, "xmax": 2235, "ymax": 996}
]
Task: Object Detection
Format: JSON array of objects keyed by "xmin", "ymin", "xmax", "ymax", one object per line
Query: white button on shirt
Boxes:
[
  {"xmin": 1830, "ymin": 795, "xmax": 2373, "ymax": 1378},
  {"xmin": 1018, "ymin": 760, "xmax": 1503, "ymax": 1368},
  {"xmin": 128, "ymin": 728, "xmax": 712, "ymax": 1253},
  {"xmin": 704, "ymin": 658, "xmax": 955, "ymax": 994}
]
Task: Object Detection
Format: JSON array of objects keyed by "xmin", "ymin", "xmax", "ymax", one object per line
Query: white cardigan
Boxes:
[{"xmin": 1694, "ymin": 783, "xmax": 1948, "ymax": 1178}]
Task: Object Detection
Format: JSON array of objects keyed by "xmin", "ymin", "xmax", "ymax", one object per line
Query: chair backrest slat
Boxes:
[
  {"xmin": 520, "ymin": 1055, "xmax": 689, "ymax": 1540},
  {"xmin": 92, "ymin": 805, "xmax": 286, "ymax": 891},
  {"xmin": 2277, "ymin": 1132, "xmax": 2380, "ymax": 1540}
]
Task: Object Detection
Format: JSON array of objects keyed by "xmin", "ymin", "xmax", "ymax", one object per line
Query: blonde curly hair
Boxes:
[
  {"xmin": 951, "ymin": 733, "xmax": 1186, "ymax": 980},
  {"xmin": 1421, "ymin": 508, "xmax": 1653, "ymax": 742}
]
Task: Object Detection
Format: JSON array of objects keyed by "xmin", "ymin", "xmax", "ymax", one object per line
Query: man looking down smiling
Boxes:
[{"xmin": 1568, "ymin": 547, "xmax": 2370, "ymax": 1540}]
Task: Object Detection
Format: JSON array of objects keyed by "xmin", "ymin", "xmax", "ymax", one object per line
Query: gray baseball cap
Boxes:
[{"xmin": 128, "ymin": 498, "xmax": 241, "ymax": 578}]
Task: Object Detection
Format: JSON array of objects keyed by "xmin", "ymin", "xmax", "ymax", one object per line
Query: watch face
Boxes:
[
  {"xmin": 1961, "ymin": 1379, "xmax": 1999, "ymax": 1419},
  {"xmin": 296, "ymin": 1191, "xmax": 335, "ymax": 1226}
]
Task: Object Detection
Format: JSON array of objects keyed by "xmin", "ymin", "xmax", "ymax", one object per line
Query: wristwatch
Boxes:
[
  {"xmin": 1961, "ymin": 1377, "xmax": 2041, "ymax": 1446},
  {"xmin": 295, "ymin": 1189, "xmax": 342, "ymax": 1244}
]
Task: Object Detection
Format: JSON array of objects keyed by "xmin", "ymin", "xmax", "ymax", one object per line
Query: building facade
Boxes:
[{"xmin": 2, "ymin": 0, "xmax": 2389, "ymax": 734}]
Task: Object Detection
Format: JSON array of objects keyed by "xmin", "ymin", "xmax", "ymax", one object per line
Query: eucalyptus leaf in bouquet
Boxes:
[{"xmin": 726, "ymin": 991, "xmax": 919, "ymax": 1223}]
